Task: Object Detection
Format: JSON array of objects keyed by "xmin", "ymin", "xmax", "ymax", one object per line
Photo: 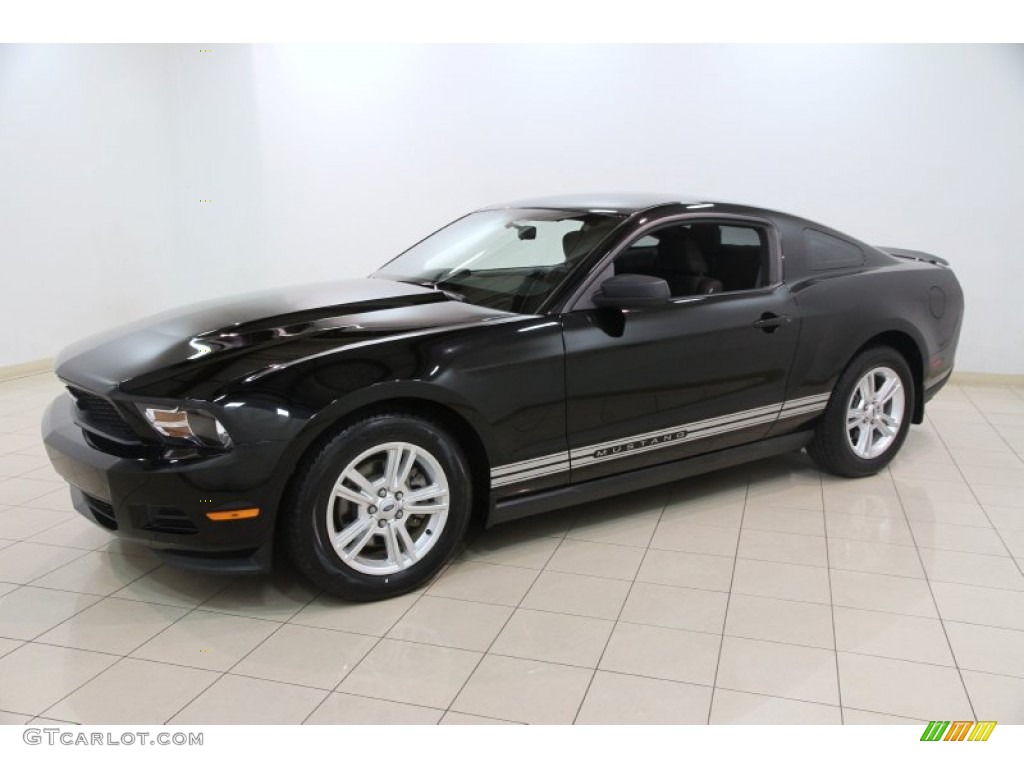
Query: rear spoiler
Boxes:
[{"xmin": 879, "ymin": 247, "xmax": 949, "ymax": 267}]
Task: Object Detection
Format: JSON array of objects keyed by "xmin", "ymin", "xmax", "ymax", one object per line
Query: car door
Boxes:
[{"xmin": 561, "ymin": 217, "xmax": 801, "ymax": 484}]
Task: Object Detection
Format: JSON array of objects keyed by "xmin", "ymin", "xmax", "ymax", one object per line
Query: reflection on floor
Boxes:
[{"xmin": 0, "ymin": 373, "xmax": 1022, "ymax": 725}]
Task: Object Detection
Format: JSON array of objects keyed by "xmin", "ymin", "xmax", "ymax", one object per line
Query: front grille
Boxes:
[
  {"xmin": 68, "ymin": 387, "xmax": 140, "ymax": 442},
  {"xmin": 83, "ymin": 494, "xmax": 118, "ymax": 530}
]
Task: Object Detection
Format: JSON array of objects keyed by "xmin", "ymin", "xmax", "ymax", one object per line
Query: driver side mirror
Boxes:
[{"xmin": 593, "ymin": 274, "xmax": 670, "ymax": 309}]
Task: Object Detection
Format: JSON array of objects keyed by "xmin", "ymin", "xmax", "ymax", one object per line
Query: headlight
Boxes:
[{"xmin": 139, "ymin": 406, "xmax": 233, "ymax": 448}]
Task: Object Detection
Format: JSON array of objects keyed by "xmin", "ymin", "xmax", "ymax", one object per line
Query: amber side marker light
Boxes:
[{"xmin": 206, "ymin": 508, "xmax": 260, "ymax": 521}]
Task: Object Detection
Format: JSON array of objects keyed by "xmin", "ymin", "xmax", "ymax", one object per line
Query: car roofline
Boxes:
[{"xmin": 477, "ymin": 193, "xmax": 713, "ymax": 216}]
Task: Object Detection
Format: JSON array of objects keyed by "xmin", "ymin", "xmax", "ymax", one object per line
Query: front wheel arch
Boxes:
[
  {"xmin": 277, "ymin": 397, "xmax": 492, "ymax": 537},
  {"xmin": 281, "ymin": 411, "xmax": 476, "ymax": 599}
]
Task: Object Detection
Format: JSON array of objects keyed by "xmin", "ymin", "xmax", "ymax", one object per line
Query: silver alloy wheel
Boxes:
[
  {"xmin": 845, "ymin": 365, "xmax": 906, "ymax": 460},
  {"xmin": 325, "ymin": 441, "xmax": 450, "ymax": 575}
]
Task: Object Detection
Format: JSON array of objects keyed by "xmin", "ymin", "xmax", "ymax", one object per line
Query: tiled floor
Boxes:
[{"xmin": 0, "ymin": 373, "xmax": 1022, "ymax": 725}]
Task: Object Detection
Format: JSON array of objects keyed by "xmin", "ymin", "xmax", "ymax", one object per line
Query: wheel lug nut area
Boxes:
[
  {"xmin": 377, "ymin": 519, "xmax": 387, "ymax": 528},
  {"xmin": 369, "ymin": 506, "xmax": 377, "ymax": 514},
  {"xmin": 378, "ymin": 489, "xmax": 388, "ymax": 497}
]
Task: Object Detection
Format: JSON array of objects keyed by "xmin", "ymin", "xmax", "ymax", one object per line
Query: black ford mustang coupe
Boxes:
[{"xmin": 43, "ymin": 194, "xmax": 964, "ymax": 600}]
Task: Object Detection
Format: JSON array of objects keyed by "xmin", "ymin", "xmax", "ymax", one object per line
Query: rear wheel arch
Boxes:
[
  {"xmin": 808, "ymin": 344, "xmax": 916, "ymax": 477},
  {"xmin": 846, "ymin": 330, "xmax": 925, "ymax": 424}
]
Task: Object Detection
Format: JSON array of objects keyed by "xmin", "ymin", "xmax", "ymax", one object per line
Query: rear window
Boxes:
[{"xmin": 804, "ymin": 229, "xmax": 865, "ymax": 270}]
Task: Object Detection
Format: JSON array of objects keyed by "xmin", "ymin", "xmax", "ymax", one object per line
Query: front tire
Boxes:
[
  {"xmin": 807, "ymin": 346, "xmax": 915, "ymax": 478},
  {"xmin": 284, "ymin": 413, "xmax": 472, "ymax": 601}
]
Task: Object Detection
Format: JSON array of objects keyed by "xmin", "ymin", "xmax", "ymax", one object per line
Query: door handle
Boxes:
[{"xmin": 753, "ymin": 313, "xmax": 790, "ymax": 333}]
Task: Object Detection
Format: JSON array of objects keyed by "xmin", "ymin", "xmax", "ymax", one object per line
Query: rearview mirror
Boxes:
[
  {"xmin": 593, "ymin": 274, "xmax": 670, "ymax": 309},
  {"xmin": 506, "ymin": 222, "xmax": 537, "ymax": 240}
]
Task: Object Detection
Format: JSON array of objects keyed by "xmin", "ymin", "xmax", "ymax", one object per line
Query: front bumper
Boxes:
[{"xmin": 42, "ymin": 393, "xmax": 288, "ymax": 574}]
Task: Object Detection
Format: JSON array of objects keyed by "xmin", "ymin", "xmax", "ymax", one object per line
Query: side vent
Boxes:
[{"xmin": 82, "ymin": 494, "xmax": 118, "ymax": 531}]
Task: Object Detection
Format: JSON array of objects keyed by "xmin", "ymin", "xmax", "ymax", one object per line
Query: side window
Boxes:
[
  {"xmin": 612, "ymin": 222, "xmax": 770, "ymax": 297},
  {"xmin": 804, "ymin": 229, "xmax": 865, "ymax": 270},
  {"xmin": 720, "ymin": 225, "xmax": 762, "ymax": 246}
]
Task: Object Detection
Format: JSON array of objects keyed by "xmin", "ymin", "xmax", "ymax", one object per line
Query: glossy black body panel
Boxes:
[
  {"xmin": 562, "ymin": 287, "xmax": 800, "ymax": 485},
  {"xmin": 42, "ymin": 194, "xmax": 964, "ymax": 572}
]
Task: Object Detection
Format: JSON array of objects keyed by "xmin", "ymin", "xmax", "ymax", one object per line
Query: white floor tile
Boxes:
[
  {"xmin": 944, "ymin": 621, "xmax": 1024, "ymax": 678},
  {"xmin": 44, "ymin": 658, "xmax": 217, "ymax": 724},
  {"xmin": 716, "ymin": 636, "xmax": 839, "ymax": 706},
  {"xmin": 599, "ymin": 622, "xmax": 721, "ymax": 686},
  {"xmin": 577, "ymin": 670, "xmax": 712, "ymax": 724},
  {"xmin": 732, "ymin": 559, "xmax": 831, "ymax": 604},
  {"xmin": 710, "ymin": 688, "xmax": 841, "ymax": 724},
  {"xmin": 232, "ymin": 623, "xmax": 376, "ymax": 689},
  {"xmin": 619, "ymin": 581, "xmax": 728, "ymax": 634},
  {"xmin": 960, "ymin": 671, "xmax": 1024, "ymax": 723},
  {"xmin": 290, "ymin": 590, "xmax": 420, "ymax": 636},
  {"xmin": 339, "ymin": 638, "xmax": 481, "ymax": 709},
  {"xmin": 0, "ymin": 643, "xmax": 118, "ymax": 715},
  {"xmin": 833, "ymin": 607, "xmax": 954, "ymax": 666},
  {"xmin": 490, "ymin": 608, "xmax": 612, "ymax": 668},
  {"xmin": 388, "ymin": 595, "xmax": 513, "ymax": 651},
  {"xmin": 520, "ymin": 571, "xmax": 630, "ymax": 620},
  {"xmin": 130, "ymin": 610, "xmax": 281, "ymax": 672},
  {"xmin": 725, "ymin": 593, "xmax": 834, "ymax": 649},
  {"xmin": 545, "ymin": 538, "xmax": 645, "ymax": 581},
  {"xmin": 0, "ymin": 586, "xmax": 101, "ymax": 641},
  {"xmin": 451, "ymin": 654, "xmax": 592, "ymax": 724},
  {"xmin": 169, "ymin": 674, "xmax": 325, "ymax": 725},
  {"xmin": 36, "ymin": 596, "xmax": 187, "ymax": 654},
  {"xmin": 637, "ymin": 549, "xmax": 734, "ymax": 592},
  {"xmin": 306, "ymin": 692, "xmax": 443, "ymax": 724},
  {"xmin": 426, "ymin": 560, "xmax": 537, "ymax": 606},
  {"xmin": 930, "ymin": 581, "xmax": 1024, "ymax": 632},
  {"xmin": 837, "ymin": 652, "xmax": 972, "ymax": 721}
]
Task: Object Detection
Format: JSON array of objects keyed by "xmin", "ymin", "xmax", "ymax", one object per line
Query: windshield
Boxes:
[{"xmin": 373, "ymin": 208, "xmax": 625, "ymax": 313}]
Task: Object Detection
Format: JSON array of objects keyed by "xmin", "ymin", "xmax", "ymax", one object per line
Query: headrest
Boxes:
[
  {"xmin": 563, "ymin": 226, "xmax": 608, "ymax": 262},
  {"xmin": 690, "ymin": 224, "xmax": 721, "ymax": 253},
  {"xmin": 656, "ymin": 229, "xmax": 707, "ymax": 274},
  {"xmin": 562, "ymin": 231, "xmax": 581, "ymax": 258}
]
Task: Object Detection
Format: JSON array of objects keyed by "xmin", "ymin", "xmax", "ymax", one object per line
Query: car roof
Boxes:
[{"xmin": 480, "ymin": 192, "xmax": 712, "ymax": 215}]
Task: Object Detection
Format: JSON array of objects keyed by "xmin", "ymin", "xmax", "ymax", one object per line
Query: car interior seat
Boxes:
[{"xmin": 653, "ymin": 228, "xmax": 723, "ymax": 296}]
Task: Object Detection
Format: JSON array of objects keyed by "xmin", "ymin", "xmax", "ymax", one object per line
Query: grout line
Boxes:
[
  {"xmin": 434, "ymin": 509, "xmax": 576, "ymax": 725},
  {"xmin": 947, "ymin": 391, "xmax": 1024, "ymax": 578},
  {"xmin": 290, "ymin": 573, "xmax": 435, "ymax": 725},
  {"xmin": 890, "ymin": 453, "xmax": 978, "ymax": 721},
  {"xmin": 569, "ymin": 485, "xmax": 672, "ymax": 724},
  {"xmin": 823, "ymin": 461, "xmax": 844, "ymax": 722},
  {"xmin": 37, "ymin": 567, "xmax": 247, "ymax": 722},
  {"xmin": 705, "ymin": 466, "xmax": 751, "ymax": 724}
]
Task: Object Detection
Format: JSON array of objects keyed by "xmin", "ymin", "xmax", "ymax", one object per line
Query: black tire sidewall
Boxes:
[
  {"xmin": 287, "ymin": 415, "xmax": 471, "ymax": 600},
  {"xmin": 811, "ymin": 347, "xmax": 916, "ymax": 477}
]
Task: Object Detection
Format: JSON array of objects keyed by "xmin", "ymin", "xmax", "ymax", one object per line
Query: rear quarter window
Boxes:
[{"xmin": 804, "ymin": 229, "xmax": 865, "ymax": 270}]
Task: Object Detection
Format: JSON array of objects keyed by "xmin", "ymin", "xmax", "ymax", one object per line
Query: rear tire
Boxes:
[
  {"xmin": 807, "ymin": 346, "xmax": 915, "ymax": 478},
  {"xmin": 283, "ymin": 413, "xmax": 472, "ymax": 601}
]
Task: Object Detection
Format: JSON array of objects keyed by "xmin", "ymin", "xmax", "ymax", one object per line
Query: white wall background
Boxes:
[{"xmin": 1, "ymin": 44, "xmax": 1022, "ymax": 372}]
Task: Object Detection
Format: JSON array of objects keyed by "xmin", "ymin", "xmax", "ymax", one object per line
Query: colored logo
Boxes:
[{"xmin": 921, "ymin": 721, "xmax": 996, "ymax": 742}]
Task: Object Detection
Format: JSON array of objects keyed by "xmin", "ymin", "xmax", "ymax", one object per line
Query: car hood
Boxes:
[{"xmin": 55, "ymin": 278, "xmax": 517, "ymax": 397}]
